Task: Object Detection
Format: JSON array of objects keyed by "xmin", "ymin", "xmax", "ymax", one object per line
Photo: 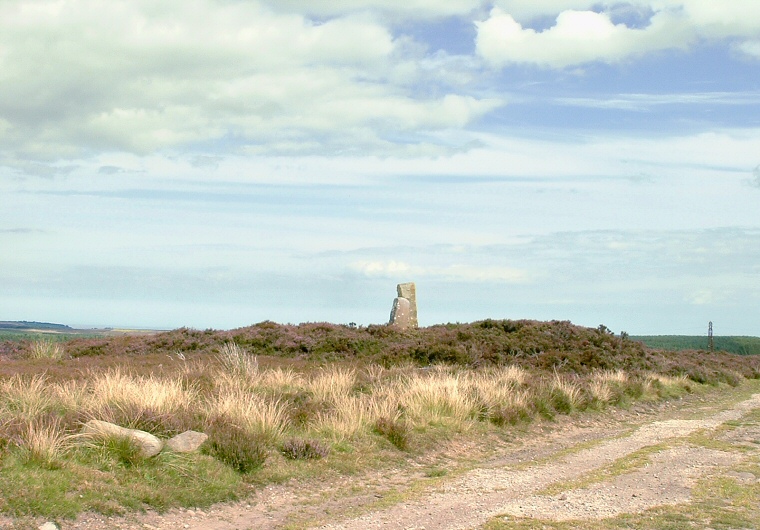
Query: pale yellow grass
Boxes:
[
  {"xmin": 51, "ymin": 380, "xmax": 91, "ymax": 411},
  {"xmin": 550, "ymin": 372, "xmax": 584, "ymax": 410},
  {"xmin": 258, "ymin": 367, "xmax": 304, "ymax": 393},
  {"xmin": 0, "ymin": 374, "xmax": 52, "ymax": 421},
  {"xmin": 307, "ymin": 367, "xmax": 356, "ymax": 402},
  {"xmin": 216, "ymin": 342, "xmax": 258, "ymax": 378},
  {"xmin": 28, "ymin": 339, "xmax": 65, "ymax": 360},
  {"xmin": 19, "ymin": 418, "xmax": 72, "ymax": 468},
  {"xmin": 465, "ymin": 366, "xmax": 529, "ymax": 416},
  {"xmin": 210, "ymin": 387, "xmax": 288, "ymax": 442},
  {"xmin": 588, "ymin": 370, "xmax": 628, "ymax": 403},
  {"xmin": 87, "ymin": 368, "xmax": 197, "ymax": 419},
  {"xmin": 399, "ymin": 370, "xmax": 477, "ymax": 427}
]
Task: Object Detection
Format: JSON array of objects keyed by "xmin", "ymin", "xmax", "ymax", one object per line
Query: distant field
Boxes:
[
  {"xmin": 0, "ymin": 329, "xmax": 98, "ymax": 342},
  {"xmin": 0, "ymin": 328, "xmax": 162, "ymax": 343},
  {"xmin": 632, "ymin": 335, "xmax": 760, "ymax": 355}
]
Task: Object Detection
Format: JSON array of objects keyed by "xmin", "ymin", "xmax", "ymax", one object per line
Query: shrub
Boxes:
[
  {"xmin": 288, "ymin": 391, "xmax": 330, "ymax": 428},
  {"xmin": 280, "ymin": 438, "xmax": 330, "ymax": 460},
  {"xmin": 202, "ymin": 420, "xmax": 268, "ymax": 473},
  {"xmin": 373, "ymin": 416, "xmax": 409, "ymax": 451},
  {"xmin": 489, "ymin": 404, "xmax": 532, "ymax": 426}
]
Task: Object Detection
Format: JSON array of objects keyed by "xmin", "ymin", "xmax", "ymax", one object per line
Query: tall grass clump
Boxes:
[
  {"xmin": 399, "ymin": 368, "xmax": 476, "ymax": 429},
  {"xmin": 88, "ymin": 369, "xmax": 197, "ymax": 435},
  {"xmin": 647, "ymin": 373, "xmax": 693, "ymax": 399},
  {"xmin": 587, "ymin": 370, "xmax": 628, "ymax": 407},
  {"xmin": 18, "ymin": 418, "xmax": 71, "ymax": 469},
  {"xmin": 1, "ymin": 374, "xmax": 53, "ymax": 422},
  {"xmin": 216, "ymin": 342, "xmax": 258, "ymax": 378},
  {"xmin": 27, "ymin": 339, "xmax": 65, "ymax": 360},
  {"xmin": 209, "ymin": 388, "xmax": 288, "ymax": 443},
  {"xmin": 307, "ymin": 368, "xmax": 356, "ymax": 402},
  {"xmin": 550, "ymin": 373, "xmax": 584, "ymax": 413},
  {"xmin": 465, "ymin": 366, "xmax": 529, "ymax": 422}
]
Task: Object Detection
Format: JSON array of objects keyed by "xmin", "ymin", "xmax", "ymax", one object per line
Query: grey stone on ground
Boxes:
[
  {"xmin": 38, "ymin": 523, "xmax": 58, "ymax": 530},
  {"xmin": 396, "ymin": 282, "xmax": 418, "ymax": 328},
  {"xmin": 82, "ymin": 419, "xmax": 164, "ymax": 457},
  {"xmin": 389, "ymin": 297, "xmax": 412, "ymax": 329},
  {"xmin": 165, "ymin": 430, "xmax": 209, "ymax": 453}
]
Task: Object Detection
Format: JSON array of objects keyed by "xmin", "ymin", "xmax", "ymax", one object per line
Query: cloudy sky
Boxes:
[{"xmin": 2, "ymin": 0, "xmax": 759, "ymax": 335}]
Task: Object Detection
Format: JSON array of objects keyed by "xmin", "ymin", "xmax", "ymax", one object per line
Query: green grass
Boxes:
[
  {"xmin": 633, "ymin": 335, "xmax": 760, "ymax": 355},
  {"xmin": 0, "ymin": 448, "xmax": 242, "ymax": 518}
]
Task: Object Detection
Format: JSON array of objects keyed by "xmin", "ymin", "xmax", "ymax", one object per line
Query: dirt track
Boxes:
[{"xmin": 18, "ymin": 387, "xmax": 760, "ymax": 530}]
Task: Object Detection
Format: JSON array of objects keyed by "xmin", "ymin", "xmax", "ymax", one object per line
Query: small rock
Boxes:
[
  {"xmin": 38, "ymin": 523, "xmax": 58, "ymax": 530},
  {"xmin": 165, "ymin": 430, "xmax": 208, "ymax": 453}
]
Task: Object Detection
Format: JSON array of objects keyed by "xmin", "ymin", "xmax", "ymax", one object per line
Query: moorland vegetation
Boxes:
[{"xmin": 1, "ymin": 319, "xmax": 758, "ymax": 521}]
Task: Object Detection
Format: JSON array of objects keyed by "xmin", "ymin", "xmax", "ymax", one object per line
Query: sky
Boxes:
[{"xmin": 1, "ymin": 0, "xmax": 759, "ymax": 335}]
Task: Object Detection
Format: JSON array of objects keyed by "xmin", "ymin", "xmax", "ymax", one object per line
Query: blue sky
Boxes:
[{"xmin": 1, "ymin": 0, "xmax": 759, "ymax": 335}]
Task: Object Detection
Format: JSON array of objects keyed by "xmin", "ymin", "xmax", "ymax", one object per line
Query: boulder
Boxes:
[
  {"xmin": 82, "ymin": 419, "xmax": 164, "ymax": 458},
  {"xmin": 165, "ymin": 430, "xmax": 208, "ymax": 453}
]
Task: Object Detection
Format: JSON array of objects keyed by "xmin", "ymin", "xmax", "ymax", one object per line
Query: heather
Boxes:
[
  {"xmin": 3, "ymin": 319, "xmax": 755, "ymax": 382},
  {"xmin": 0, "ymin": 319, "xmax": 758, "ymax": 520}
]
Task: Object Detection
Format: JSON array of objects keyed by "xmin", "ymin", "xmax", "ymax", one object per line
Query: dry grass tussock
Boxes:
[
  {"xmin": 209, "ymin": 387, "xmax": 288, "ymax": 442},
  {"xmin": 0, "ymin": 360, "xmax": 705, "ymax": 477},
  {"xmin": 28, "ymin": 339, "xmax": 65, "ymax": 360},
  {"xmin": 0, "ymin": 374, "xmax": 53, "ymax": 421},
  {"xmin": 18, "ymin": 418, "xmax": 73, "ymax": 469},
  {"xmin": 216, "ymin": 342, "xmax": 258, "ymax": 378},
  {"xmin": 87, "ymin": 369, "xmax": 197, "ymax": 424}
]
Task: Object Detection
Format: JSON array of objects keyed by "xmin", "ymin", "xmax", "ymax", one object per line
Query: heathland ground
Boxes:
[{"xmin": 1, "ymin": 320, "xmax": 758, "ymax": 529}]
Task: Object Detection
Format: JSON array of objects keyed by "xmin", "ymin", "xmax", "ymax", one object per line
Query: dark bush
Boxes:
[
  {"xmin": 280, "ymin": 438, "xmax": 330, "ymax": 460},
  {"xmin": 202, "ymin": 420, "xmax": 268, "ymax": 473},
  {"xmin": 489, "ymin": 405, "xmax": 532, "ymax": 427},
  {"xmin": 373, "ymin": 416, "xmax": 409, "ymax": 450},
  {"xmin": 50, "ymin": 319, "xmax": 760, "ymax": 383},
  {"xmin": 287, "ymin": 391, "xmax": 331, "ymax": 427}
]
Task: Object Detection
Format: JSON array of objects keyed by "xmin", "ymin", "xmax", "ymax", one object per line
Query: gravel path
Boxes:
[{"xmin": 320, "ymin": 393, "xmax": 760, "ymax": 530}]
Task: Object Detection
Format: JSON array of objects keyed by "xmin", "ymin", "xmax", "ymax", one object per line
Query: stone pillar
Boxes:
[
  {"xmin": 389, "ymin": 297, "xmax": 411, "ymax": 329},
  {"xmin": 397, "ymin": 282, "xmax": 417, "ymax": 328},
  {"xmin": 389, "ymin": 282, "xmax": 418, "ymax": 329}
]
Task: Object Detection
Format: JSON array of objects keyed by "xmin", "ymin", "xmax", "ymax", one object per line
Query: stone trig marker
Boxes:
[{"xmin": 389, "ymin": 282, "xmax": 418, "ymax": 329}]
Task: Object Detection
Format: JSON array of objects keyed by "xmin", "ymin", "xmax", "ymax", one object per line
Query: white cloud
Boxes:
[
  {"xmin": 351, "ymin": 260, "xmax": 529, "ymax": 283},
  {"xmin": 479, "ymin": 1, "xmax": 760, "ymax": 68},
  {"xmin": 262, "ymin": 0, "xmax": 482, "ymax": 18},
  {"xmin": 737, "ymin": 40, "xmax": 760, "ymax": 58},
  {"xmin": 0, "ymin": 0, "xmax": 497, "ymax": 165},
  {"xmin": 476, "ymin": 7, "xmax": 691, "ymax": 68},
  {"xmin": 493, "ymin": 1, "xmax": 600, "ymax": 22},
  {"xmin": 553, "ymin": 91, "xmax": 760, "ymax": 111},
  {"xmin": 677, "ymin": 0, "xmax": 760, "ymax": 37}
]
